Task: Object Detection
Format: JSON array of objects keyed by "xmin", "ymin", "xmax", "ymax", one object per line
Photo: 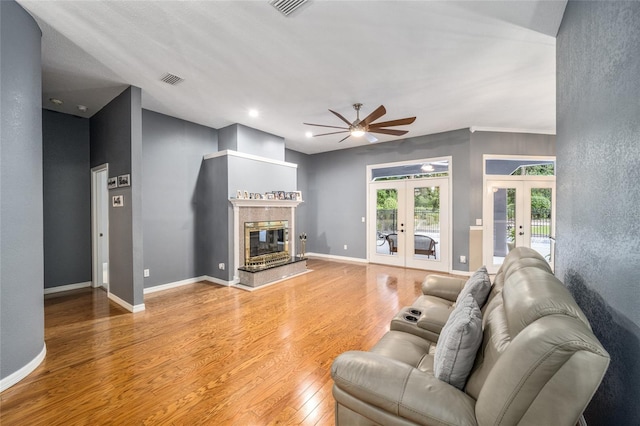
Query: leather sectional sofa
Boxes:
[{"xmin": 331, "ymin": 247, "xmax": 609, "ymax": 425}]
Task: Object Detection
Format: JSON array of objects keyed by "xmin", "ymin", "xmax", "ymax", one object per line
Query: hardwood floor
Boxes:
[{"xmin": 0, "ymin": 259, "xmax": 434, "ymax": 425}]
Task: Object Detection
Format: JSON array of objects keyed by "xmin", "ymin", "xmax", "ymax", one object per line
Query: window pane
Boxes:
[{"xmin": 376, "ymin": 189, "xmax": 397, "ymax": 255}]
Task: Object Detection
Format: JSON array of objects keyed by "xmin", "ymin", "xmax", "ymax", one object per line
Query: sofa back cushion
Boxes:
[
  {"xmin": 456, "ymin": 266, "xmax": 491, "ymax": 308},
  {"xmin": 468, "ymin": 262, "xmax": 609, "ymax": 425},
  {"xmin": 434, "ymin": 295, "xmax": 483, "ymax": 390}
]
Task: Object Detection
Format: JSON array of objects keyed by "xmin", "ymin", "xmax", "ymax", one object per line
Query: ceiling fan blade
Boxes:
[
  {"xmin": 361, "ymin": 105, "xmax": 386, "ymax": 126},
  {"xmin": 328, "ymin": 109, "xmax": 353, "ymax": 126},
  {"xmin": 368, "ymin": 128, "xmax": 409, "ymax": 136},
  {"xmin": 368, "ymin": 117, "xmax": 416, "ymax": 128},
  {"xmin": 303, "ymin": 122, "xmax": 349, "ymax": 130},
  {"xmin": 313, "ymin": 130, "xmax": 350, "ymax": 137},
  {"xmin": 338, "ymin": 134, "xmax": 351, "ymax": 143},
  {"xmin": 364, "ymin": 133, "xmax": 378, "ymax": 143}
]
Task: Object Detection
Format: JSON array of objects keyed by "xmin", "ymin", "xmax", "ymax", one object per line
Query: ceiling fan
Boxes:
[{"xmin": 304, "ymin": 103, "xmax": 416, "ymax": 143}]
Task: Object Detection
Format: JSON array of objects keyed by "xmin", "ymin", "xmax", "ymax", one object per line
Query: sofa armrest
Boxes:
[
  {"xmin": 421, "ymin": 275, "xmax": 467, "ymax": 302},
  {"xmin": 331, "ymin": 351, "xmax": 477, "ymax": 426},
  {"xmin": 417, "ymin": 304, "xmax": 453, "ymax": 335}
]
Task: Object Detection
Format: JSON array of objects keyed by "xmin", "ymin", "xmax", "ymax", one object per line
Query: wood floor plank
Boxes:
[{"xmin": 0, "ymin": 259, "xmax": 448, "ymax": 425}]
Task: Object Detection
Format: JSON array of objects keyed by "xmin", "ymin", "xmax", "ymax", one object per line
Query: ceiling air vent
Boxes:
[
  {"xmin": 270, "ymin": 0, "xmax": 308, "ymax": 17},
  {"xmin": 160, "ymin": 73, "xmax": 184, "ymax": 86}
]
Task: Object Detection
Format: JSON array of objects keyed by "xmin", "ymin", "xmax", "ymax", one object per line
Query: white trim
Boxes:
[
  {"xmin": 229, "ymin": 199, "xmax": 303, "ymax": 208},
  {"xmin": 470, "ymin": 126, "xmax": 555, "ymax": 135},
  {"xmin": 203, "ymin": 149, "xmax": 297, "ymax": 168},
  {"xmin": 143, "ymin": 275, "xmax": 233, "ymax": 295},
  {"xmin": 203, "ymin": 275, "xmax": 235, "ymax": 287},
  {"xmin": 44, "ymin": 281, "xmax": 92, "ymax": 295},
  {"xmin": 144, "ymin": 276, "xmax": 206, "ymax": 294},
  {"xmin": 0, "ymin": 343, "xmax": 46, "ymax": 392},
  {"xmin": 469, "ymin": 226, "xmax": 483, "ymax": 231},
  {"xmin": 108, "ymin": 292, "xmax": 145, "ymax": 313},
  {"xmin": 451, "ymin": 269, "xmax": 472, "ymax": 277},
  {"xmin": 305, "ymin": 252, "xmax": 368, "ymax": 263}
]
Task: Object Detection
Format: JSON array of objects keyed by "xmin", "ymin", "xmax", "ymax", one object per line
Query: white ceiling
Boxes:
[{"xmin": 18, "ymin": 0, "xmax": 567, "ymax": 154}]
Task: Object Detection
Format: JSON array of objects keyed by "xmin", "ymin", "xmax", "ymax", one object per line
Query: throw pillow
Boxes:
[
  {"xmin": 433, "ymin": 294, "xmax": 483, "ymax": 390},
  {"xmin": 456, "ymin": 266, "xmax": 491, "ymax": 308}
]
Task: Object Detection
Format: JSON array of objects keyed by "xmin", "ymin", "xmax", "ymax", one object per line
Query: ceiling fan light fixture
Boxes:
[{"xmin": 350, "ymin": 129, "xmax": 365, "ymax": 137}]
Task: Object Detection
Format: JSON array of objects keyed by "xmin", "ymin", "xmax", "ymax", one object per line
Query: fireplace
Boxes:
[{"xmin": 244, "ymin": 220, "xmax": 289, "ymax": 269}]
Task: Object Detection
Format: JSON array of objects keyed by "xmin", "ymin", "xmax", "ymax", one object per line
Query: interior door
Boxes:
[
  {"xmin": 369, "ymin": 178, "xmax": 450, "ymax": 272},
  {"xmin": 484, "ymin": 180, "xmax": 555, "ymax": 273},
  {"xmin": 91, "ymin": 165, "xmax": 110, "ymax": 291}
]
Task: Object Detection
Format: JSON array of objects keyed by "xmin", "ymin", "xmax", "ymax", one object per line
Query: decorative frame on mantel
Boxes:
[{"xmin": 229, "ymin": 198, "xmax": 304, "ymax": 282}]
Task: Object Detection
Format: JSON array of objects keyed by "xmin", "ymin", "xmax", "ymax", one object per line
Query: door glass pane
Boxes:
[
  {"xmin": 492, "ymin": 188, "xmax": 516, "ymax": 265},
  {"xmin": 413, "ymin": 186, "xmax": 440, "ymax": 259},
  {"xmin": 376, "ymin": 189, "xmax": 398, "ymax": 255},
  {"xmin": 530, "ymin": 187, "xmax": 552, "ymax": 263}
]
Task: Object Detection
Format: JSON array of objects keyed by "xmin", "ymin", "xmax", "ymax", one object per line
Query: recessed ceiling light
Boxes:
[
  {"xmin": 305, "ymin": 131, "xmax": 313, "ymax": 138},
  {"xmin": 77, "ymin": 105, "xmax": 88, "ymax": 112},
  {"xmin": 248, "ymin": 109, "xmax": 259, "ymax": 118},
  {"xmin": 49, "ymin": 98, "xmax": 63, "ymax": 105}
]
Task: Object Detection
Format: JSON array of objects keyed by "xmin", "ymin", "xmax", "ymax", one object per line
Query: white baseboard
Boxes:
[
  {"xmin": 108, "ymin": 292, "xmax": 145, "ymax": 313},
  {"xmin": 43, "ymin": 281, "xmax": 92, "ymax": 295},
  {"xmin": 0, "ymin": 342, "xmax": 46, "ymax": 392},
  {"xmin": 143, "ymin": 275, "xmax": 233, "ymax": 296},
  {"xmin": 305, "ymin": 252, "xmax": 368, "ymax": 263},
  {"xmin": 450, "ymin": 269, "xmax": 472, "ymax": 277},
  {"xmin": 202, "ymin": 275, "xmax": 234, "ymax": 287},
  {"xmin": 144, "ymin": 276, "xmax": 209, "ymax": 294}
]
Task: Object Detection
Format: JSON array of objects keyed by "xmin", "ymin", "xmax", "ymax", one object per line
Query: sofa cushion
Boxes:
[
  {"xmin": 456, "ymin": 266, "xmax": 491, "ymax": 308},
  {"xmin": 434, "ymin": 294, "xmax": 483, "ymax": 390}
]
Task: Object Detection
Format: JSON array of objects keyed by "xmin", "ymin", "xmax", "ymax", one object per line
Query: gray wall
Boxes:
[
  {"xmin": 305, "ymin": 129, "xmax": 471, "ymax": 270},
  {"xmin": 90, "ymin": 86, "xmax": 144, "ymax": 306},
  {"xmin": 285, "ymin": 149, "xmax": 311, "ymax": 242},
  {"xmin": 218, "ymin": 123, "xmax": 285, "ymax": 161},
  {"xmin": 142, "ymin": 110, "xmax": 217, "ymax": 288},
  {"xmin": 469, "ymin": 131, "xmax": 556, "ymax": 221},
  {"xmin": 0, "ymin": 0, "xmax": 45, "ymax": 381},
  {"xmin": 556, "ymin": 2, "xmax": 640, "ymax": 424},
  {"xmin": 197, "ymin": 155, "xmax": 229, "ymax": 280},
  {"xmin": 42, "ymin": 110, "xmax": 91, "ymax": 288}
]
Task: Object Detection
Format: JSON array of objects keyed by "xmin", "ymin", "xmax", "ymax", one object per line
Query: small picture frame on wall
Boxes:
[
  {"xmin": 118, "ymin": 174, "xmax": 131, "ymax": 187},
  {"xmin": 112, "ymin": 195, "xmax": 124, "ymax": 207},
  {"xmin": 107, "ymin": 177, "xmax": 118, "ymax": 190}
]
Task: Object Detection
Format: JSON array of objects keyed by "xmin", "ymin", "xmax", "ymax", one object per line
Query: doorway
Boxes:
[
  {"xmin": 368, "ymin": 158, "xmax": 451, "ymax": 272},
  {"xmin": 91, "ymin": 164, "xmax": 110, "ymax": 291},
  {"xmin": 482, "ymin": 157, "xmax": 556, "ymax": 273}
]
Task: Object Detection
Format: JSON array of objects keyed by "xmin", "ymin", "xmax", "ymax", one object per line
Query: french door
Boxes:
[
  {"xmin": 369, "ymin": 178, "xmax": 450, "ymax": 272},
  {"xmin": 483, "ymin": 179, "xmax": 555, "ymax": 273}
]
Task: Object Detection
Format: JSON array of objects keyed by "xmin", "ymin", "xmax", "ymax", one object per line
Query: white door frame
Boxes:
[
  {"xmin": 366, "ymin": 156, "xmax": 452, "ymax": 272},
  {"xmin": 91, "ymin": 164, "xmax": 110, "ymax": 291},
  {"xmin": 482, "ymin": 155, "xmax": 556, "ymax": 273}
]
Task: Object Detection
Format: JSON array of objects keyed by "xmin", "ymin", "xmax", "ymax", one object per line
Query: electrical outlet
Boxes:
[
  {"xmin": 344, "ymin": 244, "xmax": 348, "ymax": 250},
  {"xmin": 143, "ymin": 269, "xmax": 150, "ymax": 278},
  {"xmin": 218, "ymin": 263, "xmax": 225, "ymax": 270},
  {"xmin": 459, "ymin": 256, "xmax": 467, "ymax": 264},
  {"xmin": 361, "ymin": 217, "xmax": 365, "ymax": 223}
]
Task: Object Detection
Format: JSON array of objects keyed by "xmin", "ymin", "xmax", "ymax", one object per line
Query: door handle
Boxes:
[
  {"xmin": 518, "ymin": 232, "xmax": 524, "ymax": 236},
  {"xmin": 100, "ymin": 233, "xmax": 103, "ymax": 237}
]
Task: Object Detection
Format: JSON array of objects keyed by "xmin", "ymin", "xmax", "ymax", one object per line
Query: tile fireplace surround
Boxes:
[{"xmin": 229, "ymin": 199, "xmax": 304, "ymax": 287}]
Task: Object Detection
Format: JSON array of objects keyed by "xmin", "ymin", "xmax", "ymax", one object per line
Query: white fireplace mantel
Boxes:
[
  {"xmin": 229, "ymin": 199, "xmax": 303, "ymax": 209},
  {"xmin": 229, "ymin": 198, "xmax": 303, "ymax": 282}
]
